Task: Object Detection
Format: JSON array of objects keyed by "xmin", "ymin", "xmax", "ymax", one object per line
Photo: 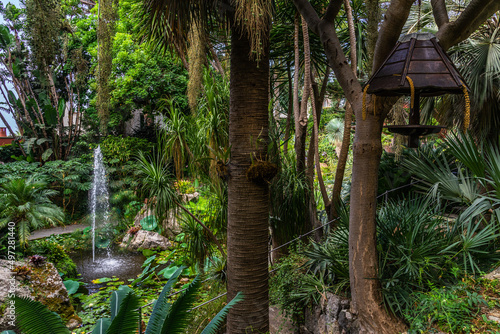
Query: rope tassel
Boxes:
[{"xmin": 462, "ymin": 84, "xmax": 470, "ymax": 131}]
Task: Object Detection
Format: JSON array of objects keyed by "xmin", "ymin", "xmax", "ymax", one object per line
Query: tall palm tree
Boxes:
[
  {"xmin": 139, "ymin": 3, "xmax": 272, "ymax": 331},
  {"xmin": 0, "ymin": 177, "xmax": 64, "ymax": 247}
]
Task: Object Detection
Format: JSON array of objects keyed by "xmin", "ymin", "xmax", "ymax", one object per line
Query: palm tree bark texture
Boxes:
[
  {"xmin": 293, "ymin": 0, "xmax": 500, "ymax": 332},
  {"xmin": 226, "ymin": 25, "xmax": 271, "ymax": 333}
]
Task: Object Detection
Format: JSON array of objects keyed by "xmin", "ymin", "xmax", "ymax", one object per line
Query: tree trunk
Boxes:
[
  {"xmin": 348, "ymin": 107, "xmax": 406, "ymax": 333},
  {"xmin": 226, "ymin": 26, "xmax": 270, "ymax": 334}
]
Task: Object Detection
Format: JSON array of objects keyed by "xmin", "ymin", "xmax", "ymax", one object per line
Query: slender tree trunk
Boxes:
[
  {"xmin": 328, "ymin": 0, "xmax": 357, "ymax": 220},
  {"xmin": 226, "ymin": 25, "xmax": 270, "ymax": 334},
  {"xmin": 295, "ymin": 15, "xmax": 311, "ymax": 173},
  {"xmin": 283, "ymin": 62, "xmax": 293, "ymax": 154}
]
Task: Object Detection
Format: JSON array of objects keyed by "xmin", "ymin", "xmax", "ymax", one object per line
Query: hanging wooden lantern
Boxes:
[{"xmin": 363, "ymin": 33, "xmax": 470, "ymax": 147}]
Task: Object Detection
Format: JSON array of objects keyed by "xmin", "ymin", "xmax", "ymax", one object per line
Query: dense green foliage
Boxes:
[
  {"xmin": 28, "ymin": 239, "xmax": 77, "ymax": 278},
  {"xmin": 0, "ymin": 177, "xmax": 64, "ymax": 246}
]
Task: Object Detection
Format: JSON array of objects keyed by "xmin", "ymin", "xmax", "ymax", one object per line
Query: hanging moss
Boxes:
[
  {"xmin": 187, "ymin": 22, "xmax": 206, "ymax": 111},
  {"xmin": 25, "ymin": 0, "xmax": 63, "ymax": 69},
  {"xmin": 97, "ymin": 0, "xmax": 118, "ymax": 134}
]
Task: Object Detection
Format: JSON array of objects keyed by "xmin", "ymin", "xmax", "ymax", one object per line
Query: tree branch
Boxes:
[
  {"xmin": 430, "ymin": 0, "xmax": 449, "ymax": 29},
  {"xmin": 373, "ymin": 0, "xmax": 415, "ymax": 72},
  {"xmin": 437, "ymin": 0, "xmax": 500, "ymax": 50},
  {"xmin": 323, "ymin": 0, "xmax": 343, "ymax": 24},
  {"xmin": 292, "ymin": 0, "xmax": 321, "ymax": 34}
]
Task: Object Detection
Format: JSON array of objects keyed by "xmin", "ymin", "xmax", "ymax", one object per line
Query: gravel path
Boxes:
[{"xmin": 28, "ymin": 223, "xmax": 89, "ymax": 240}]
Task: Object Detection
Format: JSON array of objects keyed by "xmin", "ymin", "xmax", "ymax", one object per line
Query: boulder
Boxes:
[
  {"xmin": 302, "ymin": 293, "xmax": 358, "ymax": 334},
  {"xmin": 134, "ymin": 193, "xmax": 199, "ymax": 239},
  {"xmin": 269, "ymin": 305, "xmax": 298, "ymax": 333},
  {"xmin": 120, "ymin": 229, "xmax": 172, "ymax": 251},
  {"xmin": 0, "ymin": 259, "xmax": 81, "ymax": 331}
]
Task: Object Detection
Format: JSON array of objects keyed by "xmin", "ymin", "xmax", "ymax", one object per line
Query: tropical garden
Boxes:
[{"xmin": 0, "ymin": 0, "xmax": 499, "ymax": 333}]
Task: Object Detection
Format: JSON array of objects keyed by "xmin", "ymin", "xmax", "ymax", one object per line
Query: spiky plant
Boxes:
[{"xmin": 0, "ymin": 177, "xmax": 64, "ymax": 247}]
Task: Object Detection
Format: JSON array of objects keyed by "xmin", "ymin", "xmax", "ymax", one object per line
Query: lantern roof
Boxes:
[{"xmin": 365, "ymin": 33, "xmax": 468, "ymax": 97}]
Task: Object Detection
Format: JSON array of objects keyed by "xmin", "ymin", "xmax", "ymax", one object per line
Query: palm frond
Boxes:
[
  {"xmin": 91, "ymin": 318, "xmax": 111, "ymax": 334},
  {"xmin": 106, "ymin": 291, "xmax": 140, "ymax": 334},
  {"xmin": 159, "ymin": 276, "xmax": 201, "ymax": 334},
  {"xmin": 13, "ymin": 296, "xmax": 70, "ymax": 334},
  {"xmin": 199, "ymin": 292, "xmax": 243, "ymax": 334},
  {"xmin": 145, "ymin": 266, "xmax": 184, "ymax": 334}
]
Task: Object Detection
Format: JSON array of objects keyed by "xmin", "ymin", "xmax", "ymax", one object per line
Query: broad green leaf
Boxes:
[
  {"xmin": 158, "ymin": 265, "xmax": 180, "ymax": 279},
  {"xmin": 91, "ymin": 318, "xmax": 111, "ymax": 334},
  {"xmin": 63, "ymin": 279, "xmax": 79, "ymax": 295},
  {"xmin": 43, "ymin": 104, "xmax": 57, "ymax": 126},
  {"xmin": 42, "ymin": 147, "xmax": 53, "ymax": 161},
  {"xmin": 140, "ymin": 215, "xmax": 158, "ymax": 231},
  {"xmin": 58, "ymin": 98, "xmax": 66, "ymax": 118}
]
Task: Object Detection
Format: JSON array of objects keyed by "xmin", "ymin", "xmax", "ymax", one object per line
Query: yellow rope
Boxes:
[
  {"xmin": 462, "ymin": 84, "xmax": 470, "ymax": 131},
  {"xmin": 362, "ymin": 84, "xmax": 369, "ymax": 121},
  {"xmin": 406, "ymin": 75, "xmax": 415, "ymax": 109}
]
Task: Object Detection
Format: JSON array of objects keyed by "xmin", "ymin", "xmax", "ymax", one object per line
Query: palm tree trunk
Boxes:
[{"xmin": 226, "ymin": 25, "xmax": 270, "ymax": 334}]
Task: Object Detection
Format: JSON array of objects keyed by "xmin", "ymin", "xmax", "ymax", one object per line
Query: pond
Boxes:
[{"xmin": 70, "ymin": 246, "xmax": 146, "ymax": 293}]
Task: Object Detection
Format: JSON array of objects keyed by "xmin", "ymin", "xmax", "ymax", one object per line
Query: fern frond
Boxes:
[{"xmin": 14, "ymin": 296, "xmax": 70, "ymax": 334}]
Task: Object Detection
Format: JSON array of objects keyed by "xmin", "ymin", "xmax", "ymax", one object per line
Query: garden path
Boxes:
[{"xmin": 28, "ymin": 223, "xmax": 89, "ymax": 240}]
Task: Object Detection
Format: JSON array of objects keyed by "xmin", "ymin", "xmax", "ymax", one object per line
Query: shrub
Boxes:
[{"xmin": 28, "ymin": 239, "xmax": 77, "ymax": 278}]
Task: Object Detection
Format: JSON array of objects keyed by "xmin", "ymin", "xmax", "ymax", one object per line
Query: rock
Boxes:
[
  {"xmin": 133, "ymin": 203, "xmax": 183, "ymax": 239},
  {"xmin": 269, "ymin": 305, "xmax": 298, "ymax": 334},
  {"xmin": 302, "ymin": 292, "xmax": 357, "ymax": 334},
  {"xmin": 120, "ymin": 229, "xmax": 172, "ymax": 251},
  {"xmin": 0, "ymin": 259, "xmax": 81, "ymax": 331}
]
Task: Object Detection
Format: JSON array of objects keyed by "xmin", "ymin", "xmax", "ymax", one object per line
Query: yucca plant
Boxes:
[
  {"xmin": 8, "ymin": 267, "xmax": 242, "ymax": 334},
  {"xmin": 0, "ymin": 177, "xmax": 64, "ymax": 247}
]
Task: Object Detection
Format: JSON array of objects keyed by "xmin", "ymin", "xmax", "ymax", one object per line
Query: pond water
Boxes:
[{"xmin": 70, "ymin": 247, "xmax": 146, "ymax": 293}]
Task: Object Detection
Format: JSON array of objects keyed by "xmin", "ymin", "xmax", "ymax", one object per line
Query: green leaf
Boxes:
[
  {"xmin": 12, "ymin": 58, "xmax": 20, "ymax": 78},
  {"xmin": 157, "ymin": 275, "xmax": 201, "ymax": 334},
  {"xmin": 43, "ymin": 104, "xmax": 57, "ymax": 126},
  {"xmin": 58, "ymin": 98, "xmax": 66, "ymax": 118},
  {"xmin": 110, "ymin": 285, "xmax": 133, "ymax": 320},
  {"xmin": 106, "ymin": 291, "xmax": 140, "ymax": 334},
  {"xmin": 36, "ymin": 138, "xmax": 50, "ymax": 145},
  {"xmin": 42, "ymin": 148, "xmax": 53, "ymax": 162},
  {"xmin": 91, "ymin": 318, "xmax": 111, "ymax": 334},
  {"xmin": 158, "ymin": 265, "xmax": 180, "ymax": 280},
  {"xmin": 7, "ymin": 90, "xmax": 17, "ymax": 106},
  {"xmin": 145, "ymin": 266, "xmax": 185, "ymax": 334},
  {"xmin": 13, "ymin": 296, "xmax": 70, "ymax": 334},
  {"xmin": 0, "ymin": 24, "xmax": 12, "ymax": 49},
  {"xmin": 63, "ymin": 280, "xmax": 80, "ymax": 295},
  {"xmin": 140, "ymin": 216, "xmax": 158, "ymax": 231}
]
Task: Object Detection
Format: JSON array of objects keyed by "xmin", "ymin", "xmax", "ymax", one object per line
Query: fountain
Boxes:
[{"xmin": 90, "ymin": 145, "xmax": 110, "ymax": 262}]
